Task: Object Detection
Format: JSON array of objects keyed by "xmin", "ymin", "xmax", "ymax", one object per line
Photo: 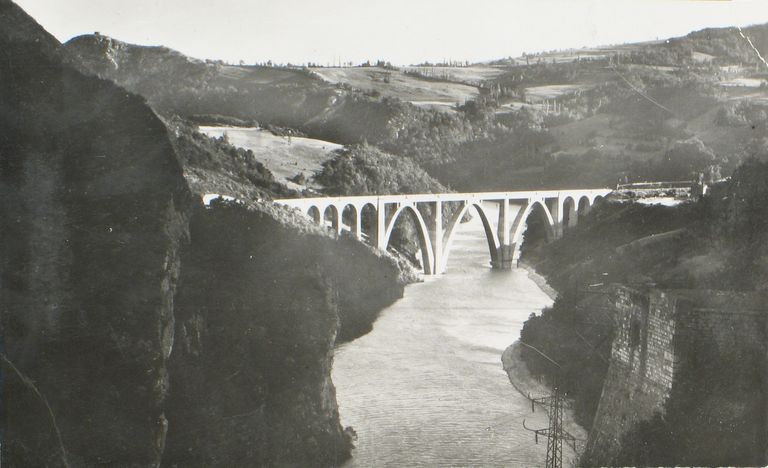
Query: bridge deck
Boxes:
[
  {"xmin": 275, "ymin": 188, "xmax": 611, "ymax": 205},
  {"xmin": 272, "ymin": 187, "xmax": 613, "ymax": 274}
]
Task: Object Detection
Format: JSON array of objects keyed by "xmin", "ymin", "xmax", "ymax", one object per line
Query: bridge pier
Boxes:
[
  {"xmin": 428, "ymin": 201, "xmax": 443, "ymax": 276},
  {"xmin": 493, "ymin": 244, "xmax": 517, "ymax": 269},
  {"xmin": 375, "ymin": 199, "xmax": 386, "ymax": 250},
  {"xmin": 353, "ymin": 206, "xmax": 362, "ymax": 240},
  {"xmin": 493, "ymin": 199, "xmax": 515, "ymax": 270}
]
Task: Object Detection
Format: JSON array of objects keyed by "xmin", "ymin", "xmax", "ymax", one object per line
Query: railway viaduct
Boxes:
[{"xmin": 275, "ymin": 188, "xmax": 611, "ymax": 275}]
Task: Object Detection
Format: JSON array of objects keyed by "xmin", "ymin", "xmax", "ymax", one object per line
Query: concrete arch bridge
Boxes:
[{"xmin": 275, "ymin": 189, "xmax": 611, "ymax": 275}]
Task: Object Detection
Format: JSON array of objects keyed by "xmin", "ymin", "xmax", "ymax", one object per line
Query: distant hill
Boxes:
[
  {"xmin": 66, "ymin": 34, "xmax": 335, "ymax": 128},
  {"xmin": 64, "ymin": 23, "xmax": 768, "ymax": 191}
]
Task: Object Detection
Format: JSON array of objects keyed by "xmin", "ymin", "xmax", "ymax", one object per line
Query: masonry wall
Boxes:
[
  {"xmin": 581, "ymin": 287, "xmax": 676, "ymax": 464},
  {"xmin": 668, "ymin": 291, "xmax": 767, "ymax": 465},
  {"xmin": 582, "ymin": 286, "xmax": 768, "ymax": 466}
]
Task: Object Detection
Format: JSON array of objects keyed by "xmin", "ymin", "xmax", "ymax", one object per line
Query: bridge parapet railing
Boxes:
[
  {"xmin": 616, "ymin": 181, "xmax": 695, "ymax": 191},
  {"xmin": 275, "ymin": 188, "xmax": 614, "ymax": 206}
]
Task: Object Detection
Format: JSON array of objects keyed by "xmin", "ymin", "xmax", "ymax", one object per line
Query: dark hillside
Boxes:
[
  {"xmin": 164, "ymin": 201, "xmax": 405, "ymax": 466},
  {"xmin": 1, "ymin": 1, "xmax": 192, "ymax": 464},
  {"xmin": 1, "ymin": 2, "xmax": 408, "ymax": 466}
]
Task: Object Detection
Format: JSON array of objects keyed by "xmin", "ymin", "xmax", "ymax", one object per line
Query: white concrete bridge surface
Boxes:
[{"xmin": 275, "ymin": 189, "xmax": 612, "ymax": 275}]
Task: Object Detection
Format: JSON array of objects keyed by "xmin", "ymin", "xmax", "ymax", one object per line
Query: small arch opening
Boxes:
[
  {"xmin": 593, "ymin": 195, "xmax": 606, "ymax": 207},
  {"xmin": 342, "ymin": 204, "xmax": 357, "ymax": 236},
  {"xmin": 562, "ymin": 197, "xmax": 577, "ymax": 230},
  {"xmin": 360, "ymin": 203, "xmax": 377, "ymax": 244},
  {"xmin": 307, "ymin": 206, "xmax": 321, "ymax": 224},
  {"xmin": 324, "ymin": 205, "xmax": 339, "ymax": 231},
  {"xmin": 577, "ymin": 196, "xmax": 591, "ymax": 222}
]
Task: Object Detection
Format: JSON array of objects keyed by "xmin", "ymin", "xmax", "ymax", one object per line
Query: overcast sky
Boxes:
[{"xmin": 14, "ymin": 0, "xmax": 768, "ymax": 66}]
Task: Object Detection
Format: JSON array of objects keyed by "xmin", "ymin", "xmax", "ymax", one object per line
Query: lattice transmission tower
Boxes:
[{"xmin": 523, "ymin": 385, "xmax": 578, "ymax": 468}]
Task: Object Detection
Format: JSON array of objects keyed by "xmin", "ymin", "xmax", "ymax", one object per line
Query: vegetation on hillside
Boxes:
[
  {"xmin": 314, "ymin": 144, "xmax": 448, "ymax": 195},
  {"xmin": 167, "ymin": 118, "xmax": 294, "ymax": 201},
  {"xmin": 65, "ymin": 23, "xmax": 768, "ymax": 194},
  {"xmin": 314, "ymin": 144, "xmax": 449, "ymax": 270}
]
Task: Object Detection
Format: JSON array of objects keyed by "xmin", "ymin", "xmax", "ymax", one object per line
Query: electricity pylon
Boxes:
[{"xmin": 523, "ymin": 385, "xmax": 578, "ymax": 468}]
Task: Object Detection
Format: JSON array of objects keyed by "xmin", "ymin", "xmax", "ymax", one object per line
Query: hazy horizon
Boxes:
[{"xmin": 14, "ymin": 0, "xmax": 768, "ymax": 66}]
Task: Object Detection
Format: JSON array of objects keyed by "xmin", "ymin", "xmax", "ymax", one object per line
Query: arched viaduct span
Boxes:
[{"xmin": 274, "ymin": 189, "xmax": 612, "ymax": 275}]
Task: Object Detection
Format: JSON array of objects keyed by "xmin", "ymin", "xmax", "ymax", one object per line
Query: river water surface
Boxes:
[{"xmin": 332, "ymin": 207, "xmax": 575, "ymax": 467}]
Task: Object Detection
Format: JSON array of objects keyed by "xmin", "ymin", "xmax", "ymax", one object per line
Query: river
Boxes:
[{"xmin": 332, "ymin": 205, "xmax": 576, "ymax": 467}]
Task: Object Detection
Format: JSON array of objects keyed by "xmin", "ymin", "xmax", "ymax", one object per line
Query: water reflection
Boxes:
[{"xmin": 333, "ymin": 204, "xmax": 573, "ymax": 467}]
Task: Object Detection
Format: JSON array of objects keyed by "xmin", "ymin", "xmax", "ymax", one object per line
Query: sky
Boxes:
[{"xmin": 14, "ymin": 0, "xmax": 768, "ymax": 66}]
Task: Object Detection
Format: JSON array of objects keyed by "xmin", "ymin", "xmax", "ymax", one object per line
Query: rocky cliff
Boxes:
[
  {"xmin": 163, "ymin": 201, "xmax": 403, "ymax": 466},
  {"xmin": 0, "ymin": 1, "xmax": 405, "ymax": 466},
  {"xmin": 0, "ymin": 2, "xmax": 192, "ymax": 464}
]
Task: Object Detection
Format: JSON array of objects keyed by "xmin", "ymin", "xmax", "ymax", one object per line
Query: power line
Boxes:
[
  {"xmin": 609, "ymin": 65, "xmax": 678, "ymax": 118},
  {"xmin": 522, "ymin": 383, "xmax": 581, "ymax": 468}
]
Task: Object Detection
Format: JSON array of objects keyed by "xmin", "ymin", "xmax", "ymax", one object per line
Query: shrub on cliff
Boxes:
[
  {"xmin": 707, "ymin": 157, "xmax": 768, "ymax": 290},
  {"xmin": 168, "ymin": 118, "xmax": 295, "ymax": 201},
  {"xmin": 519, "ymin": 290, "xmax": 613, "ymax": 429},
  {"xmin": 314, "ymin": 144, "xmax": 448, "ymax": 196}
]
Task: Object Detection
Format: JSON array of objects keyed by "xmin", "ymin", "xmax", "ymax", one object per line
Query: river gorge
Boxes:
[{"xmin": 332, "ymin": 207, "xmax": 580, "ymax": 467}]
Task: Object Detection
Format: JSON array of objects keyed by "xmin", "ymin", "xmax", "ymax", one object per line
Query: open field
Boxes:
[
  {"xmin": 524, "ymin": 84, "xmax": 590, "ymax": 101},
  {"xmin": 310, "ymin": 66, "xmax": 479, "ymax": 107},
  {"xmin": 491, "ymin": 40, "xmax": 665, "ymax": 66},
  {"xmin": 199, "ymin": 126, "xmax": 342, "ymax": 191},
  {"xmin": 401, "ymin": 66, "xmax": 506, "ymax": 85},
  {"xmin": 217, "ymin": 64, "xmax": 317, "ymax": 86},
  {"xmin": 719, "ymin": 78, "xmax": 765, "ymax": 88}
]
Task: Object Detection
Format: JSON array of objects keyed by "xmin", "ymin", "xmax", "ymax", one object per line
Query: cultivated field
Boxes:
[
  {"xmin": 401, "ymin": 66, "xmax": 506, "ymax": 85},
  {"xmin": 310, "ymin": 66, "xmax": 479, "ymax": 107},
  {"xmin": 217, "ymin": 64, "xmax": 316, "ymax": 86},
  {"xmin": 199, "ymin": 126, "xmax": 342, "ymax": 191},
  {"xmin": 524, "ymin": 84, "xmax": 590, "ymax": 101}
]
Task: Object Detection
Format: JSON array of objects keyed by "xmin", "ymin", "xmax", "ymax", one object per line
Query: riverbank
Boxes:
[
  {"xmin": 501, "ymin": 342, "xmax": 588, "ymax": 447},
  {"xmin": 519, "ymin": 260, "xmax": 558, "ymax": 301},
  {"xmin": 501, "ymin": 265, "xmax": 586, "ymax": 458}
]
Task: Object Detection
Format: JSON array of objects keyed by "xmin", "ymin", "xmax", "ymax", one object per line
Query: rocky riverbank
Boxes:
[
  {"xmin": 518, "ymin": 261, "xmax": 558, "ymax": 301},
  {"xmin": 501, "ymin": 342, "xmax": 587, "ymax": 441}
]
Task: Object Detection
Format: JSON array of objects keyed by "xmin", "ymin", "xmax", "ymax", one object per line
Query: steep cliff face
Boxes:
[
  {"xmin": 1, "ymin": 1, "xmax": 406, "ymax": 466},
  {"xmin": 164, "ymin": 201, "xmax": 402, "ymax": 466},
  {"xmin": 0, "ymin": 1, "xmax": 193, "ymax": 465}
]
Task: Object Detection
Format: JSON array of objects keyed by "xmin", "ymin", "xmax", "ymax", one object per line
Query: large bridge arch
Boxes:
[
  {"xmin": 382, "ymin": 204, "xmax": 436, "ymax": 275},
  {"xmin": 275, "ymin": 187, "xmax": 613, "ymax": 275},
  {"xmin": 511, "ymin": 200, "xmax": 556, "ymax": 251},
  {"xmin": 439, "ymin": 201, "xmax": 500, "ymax": 273}
]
